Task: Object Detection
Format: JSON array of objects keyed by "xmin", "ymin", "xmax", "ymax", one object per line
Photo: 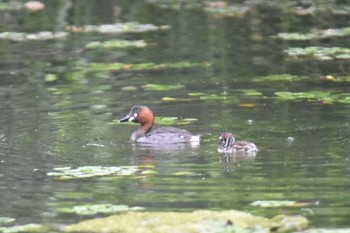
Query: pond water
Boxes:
[{"xmin": 0, "ymin": 0, "xmax": 350, "ymax": 231}]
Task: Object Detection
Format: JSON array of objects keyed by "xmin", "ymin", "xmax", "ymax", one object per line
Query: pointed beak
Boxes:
[{"xmin": 118, "ymin": 115, "xmax": 134, "ymax": 123}]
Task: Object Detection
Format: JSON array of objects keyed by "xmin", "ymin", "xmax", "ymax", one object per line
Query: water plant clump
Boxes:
[
  {"xmin": 275, "ymin": 27, "xmax": 350, "ymax": 41},
  {"xmin": 284, "ymin": 46, "xmax": 350, "ymax": 61},
  {"xmin": 66, "ymin": 22, "xmax": 170, "ymax": 34},
  {"xmin": 47, "ymin": 166, "xmax": 141, "ymax": 180},
  {"xmin": 0, "ymin": 31, "xmax": 68, "ymax": 41}
]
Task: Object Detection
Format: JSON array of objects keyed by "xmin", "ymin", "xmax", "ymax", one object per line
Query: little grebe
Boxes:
[
  {"xmin": 217, "ymin": 132, "xmax": 258, "ymax": 153},
  {"xmin": 119, "ymin": 105, "xmax": 200, "ymax": 144}
]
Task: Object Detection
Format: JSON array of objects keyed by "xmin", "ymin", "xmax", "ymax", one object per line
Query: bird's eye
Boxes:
[{"xmin": 133, "ymin": 113, "xmax": 138, "ymax": 117}]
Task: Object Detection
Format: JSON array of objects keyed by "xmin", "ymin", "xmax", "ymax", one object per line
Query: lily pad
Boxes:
[
  {"xmin": 241, "ymin": 89, "xmax": 263, "ymax": 96},
  {"xmin": 142, "ymin": 84, "xmax": 185, "ymax": 91},
  {"xmin": 275, "ymin": 91, "xmax": 331, "ymax": 101},
  {"xmin": 284, "ymin": 46, "xmax": 350, "ymax": 61},
  {"xmin": 0, "ymin": 224, "xmax": 48, "ymax": 233},
  {"xmin": 0, "ymin": 31, "xmax": 68, "ymax": 41},
  {"xmin": 87, "ymin": 61, "xmax": 209, "ymax": 72},
  {"xmin": 59, "ymin": 204, "xmax": 145, "ymax": 215},
  {"xmin": 275, "ymin": 27, "xmax": 350, "ymax": 41},
  {"xmin": 253, "ymin": 74, "xmax": 309, "ymax": 82},
  {"xmin": 251, "ymin": 200, "xmax": 315, "ymax": 208},
  {"xmin": 86, "ymin": 39, "xmax": 147, "ymax": 49},
  {"xmin": 66, "ymin": 22, "xmax": 170, "ymax": 34},
  {"xmin": 64, "ymin": 210, "xmax": 308, "ymax": 233},
  {"xmin": 0, "ymin": 217, "xmax": 15, "ymax": 227},
  {"xmin": 47, "ymin": 166, "xmax": 141, "ymax": 180}
]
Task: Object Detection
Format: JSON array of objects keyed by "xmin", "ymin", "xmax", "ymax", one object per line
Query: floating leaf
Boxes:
[
  {"xmin": 86, "ymin": 39, "xmax": 147, "ymax": 49},
  {"xmin": 0, "ymin": 217, "xmax": 15, "ymax": 226},
  {"xmin": 0, "ymin": 31, "xmax": 68, "ymax": 41},
  {"xmin": 241, "ymin": 89, "xmax": 263, "ymax": 96},
  {"xmin": 251, "ymin": 200, "xmax": 315, "ymax": 208},
  {"xmin": 173, "ymin": 171, "xmax": 198, "ymax": 176},
  {"xmin": 253, "ymin": 74, "xmax": 309, "ymax": 82},
  {"xmin": 87, "ymin": 61, "xmax": 209, "ymax": 72},
  {"xmin": 66, "ymin": 22, "xmax": 170, "ymax": 34},
  {"xmin": 0, "ymin": 223, "xmax": 48, "ymax": 233},
  {"xmin": 64, "ymin": 210, "xmax": 308, "ymax": 233},
  {"xmin": 284, "ymin": 46, "xmax": 350, "ymax": 60},
  {"xmin": 44, "ymin": 73, "xmax": 58, "ymax": 82},
  {"xmin": 154, "ymin": 117, "xmax": 198, "ymax": 125},
  {"xmin": 142, "ymin": 84, "xmax": 184, "ymax": 91},
  {"xmin": 275, "ymin": 91, "xmax": 331, "ymax": 101},
  {"xmin": 47, "ymin": 166, "xmax": 141, "ymax": 180},
  {"xmin": 275, "ymin": 27, "xmax": 350, "ymax": 41},
  {"xmin": 59, "ymin": 204, "xmax": 145, "ymax": 215}
]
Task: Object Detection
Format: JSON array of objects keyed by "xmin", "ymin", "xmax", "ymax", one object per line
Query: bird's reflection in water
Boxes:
[
  {"xmin": 220, "ymin": 152, "xmax": 257, "ymax": 174},
  {"xmin": 130, "ymin": 143, "xmax": 200, "ymax": 165}
]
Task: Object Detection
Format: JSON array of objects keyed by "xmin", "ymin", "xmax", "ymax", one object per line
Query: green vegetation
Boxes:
[
  {"xmin": 275, "ymin": 27, "xmax": 350, "ymax": 41},
  {"xmin": 284, "ymin": 47, "xmax": 350, "ymax": 61},
  {"xmin": 47, "ymin": 166, "xmax": 141, "ymax": 180},
  {"xmin": 86, "ymin": 39, "xmax": 148, "ymax": 49},
  {"xmin": 59, "ymin": 204, "xmax": 145, "ymax": 215},
  {"xmin": 64, "ymin": 210, "xmax": 308, "ymax": 233}
]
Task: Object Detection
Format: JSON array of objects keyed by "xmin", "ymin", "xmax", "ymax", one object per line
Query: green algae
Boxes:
[
  {"xmin": 284, "ymin": 47, "xmax": 350, "ymax": 61},
  {"xmin": 86, "ymin": 39, "xmax": 147, "ymax": 49},
  {"xmin": 59, "ymin": 204, "xmax": 145, "ymax": 215},
  {"xmin": 47, "ymin": 166, "xmax": 141, "ymax": 180},
  {"xmin": 64, "ymin": 210, "xmax": 308, "ymax": 233},
  {"xmin": 253, "ymin": 74, "xmax": 309, "ymax": 82},
  {"xmin": 142, "ymin": 83, "xmax": 185, "ymax": 91}
]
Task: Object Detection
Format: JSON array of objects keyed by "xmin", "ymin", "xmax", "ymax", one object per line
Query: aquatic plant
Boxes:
[
  {"xmin": 47, "ymin": 166, "xmax": 141, "ymax": 180},
  {"xmin": 0, "ymin": 32, "xmax": 68, "ymax": 41},
  {"xmin": 66, "ymin": 22, "xmax": 170, "ymax": 34},
  {"xmin": 59, "ymin": 204, "xmax": 145, "ymax": 215},
  {"xmin": 275, "ymin": 27, "xmax": 350, "ymax": 41},
  {"xmin": 284, "ymin": 46, "xmax": 350, "ymax": 61},
  {"xmin": 86, "ymin": 39, "xmax": 148, "ymax": 49}
]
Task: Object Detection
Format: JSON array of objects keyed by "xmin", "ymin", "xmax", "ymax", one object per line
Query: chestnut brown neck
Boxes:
[{"xmin": 138, "ymin": 107, "xmax": 154, "ymax": 133}]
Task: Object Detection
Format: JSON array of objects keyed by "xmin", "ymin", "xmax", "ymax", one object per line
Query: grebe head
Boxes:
[
  {"xmin": 119, "ymin": 105, "xmax": 154, "ymax": 133},
  {"xmin": 219, "ymin": 132, "xmax": 235, "ymax": 148}
]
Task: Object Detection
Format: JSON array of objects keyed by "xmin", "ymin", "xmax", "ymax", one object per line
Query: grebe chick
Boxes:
[{"xmin": 217, "ymin": 132, "xmax": 258, "ymax": 153}]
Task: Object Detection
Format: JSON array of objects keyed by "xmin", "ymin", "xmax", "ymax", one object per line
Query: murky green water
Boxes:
[{"xmin": 0, "ymin": 0, "xmax": 350, "ymax": 231}]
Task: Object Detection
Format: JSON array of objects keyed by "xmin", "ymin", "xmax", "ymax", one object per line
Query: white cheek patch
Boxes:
[{"xmin": 129, "ymin": 116, "xmax": 134, "ymax": 121}]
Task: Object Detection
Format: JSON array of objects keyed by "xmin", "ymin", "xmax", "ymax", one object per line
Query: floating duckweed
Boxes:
[
  {"xmin": 66, "ymin": 22, "xmax": 170, "ymax": 34},
  {"xmin": 284, "ymin": 46, "xmax": 350, "ymax": 60},
  {"xmin": 253, "ymin": 74, "xmax": 309, "ymax": 82},
  {"xmin": 47, "ymin": 166, "xmax": 141, "ymax": 180},
  {"xmin": 251, "ymin": 200, "xmax": 315, "ymax": 208},
  {"xmin": 0, "ymin": 31, "xmax": 68, "ymax": 41},
  {"xmin": 275, "ymin": 27, "xmax": 350, "ymax": 41},
  {"xmin": 86, "ymin": 39, "xmax": 147, "ymax": 49},
  {"xmin": 59, "ymin": 204, "xmax": 145, "ymax": 215}
]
